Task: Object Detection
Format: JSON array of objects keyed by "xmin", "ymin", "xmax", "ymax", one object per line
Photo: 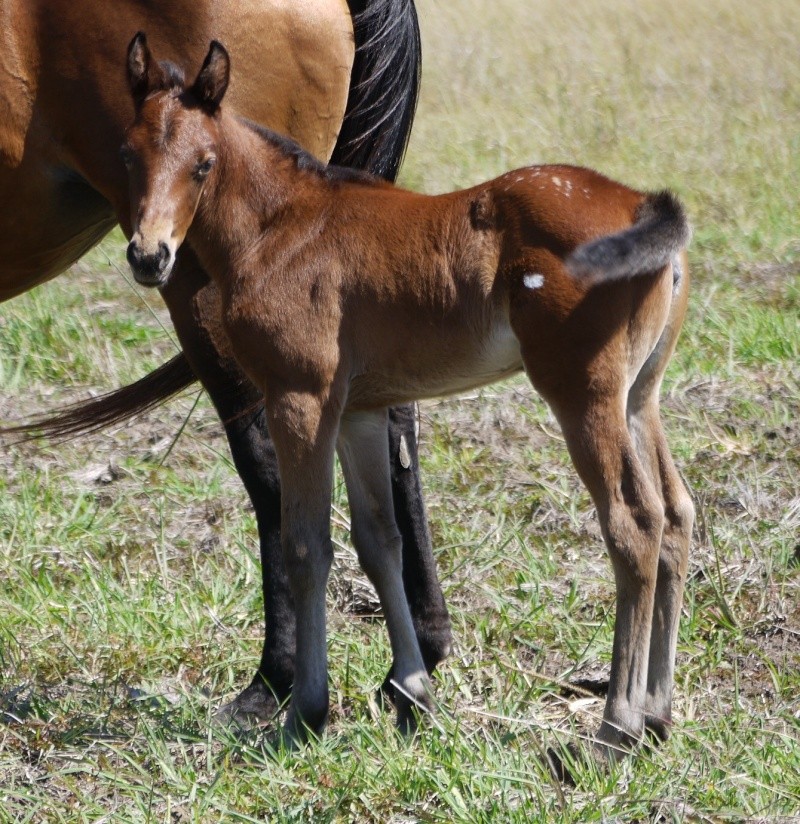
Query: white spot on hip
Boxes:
[{"xmin": 523, "ymin": 272, "xmax": 545, "ymax": 289}]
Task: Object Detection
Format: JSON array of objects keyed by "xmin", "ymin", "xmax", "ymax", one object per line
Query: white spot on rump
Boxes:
[{"xmin": 523, "ymin": 272, "xmax": 545, "ymax": 289}]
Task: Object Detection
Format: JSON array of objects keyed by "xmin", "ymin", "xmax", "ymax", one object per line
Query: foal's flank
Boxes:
[{"xmin": 124, "ymin": 35, "xmax": 693, "ymax": 765}]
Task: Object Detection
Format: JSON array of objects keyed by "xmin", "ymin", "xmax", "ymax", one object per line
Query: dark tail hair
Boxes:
[
  {"xmin": 0, "ymin": 353, "xmax": 197, "ymax": 442},
  {"xmin": 567, "ymin": 191, "xmax": 691, "ymax": 282},
  {"xmin": 331, "ymin": 0, "xmax": 421, "ymax": 181},
  {"xmin": 1, "ymin": 0, "xmax": 422, "ymax": 443}
]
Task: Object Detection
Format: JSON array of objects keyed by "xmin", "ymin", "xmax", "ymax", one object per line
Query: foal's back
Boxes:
[{"xmin": 245, "ymin": 162, "xmax": 654, "ymax": 410}]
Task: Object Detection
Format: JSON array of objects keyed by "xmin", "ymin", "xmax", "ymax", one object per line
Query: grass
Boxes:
[{"xmin": 1, "ymin": 0, "xmax": 799, "ymax": 820}]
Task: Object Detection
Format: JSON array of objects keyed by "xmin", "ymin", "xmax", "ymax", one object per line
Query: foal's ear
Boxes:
[
  {"xmin": 192, "ymin": 41, "xmax": 230, "ymax": 114},
  {"xmin": 127, "ymin": 32, "xmax": 160, "ymax": 106}
]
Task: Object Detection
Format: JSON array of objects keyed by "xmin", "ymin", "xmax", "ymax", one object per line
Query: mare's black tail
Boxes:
[{"xmin": 332, "ymin": 0, "xmax": 421, "ymax": 182}]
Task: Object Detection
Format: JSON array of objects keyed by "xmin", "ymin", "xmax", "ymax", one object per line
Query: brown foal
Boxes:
[{"xmin": 123, "ymin": 36, "xmax": 694, "ymax": 762}]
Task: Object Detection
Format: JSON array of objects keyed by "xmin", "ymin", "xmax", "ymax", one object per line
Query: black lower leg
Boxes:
[
  {"xmin": 215, "ymin": 406, "xmax": 296, "ymax": 725},
  {"xmin": 381, "ymin": 404, "xmax": 452, "ymax": 700},
  {"xmin": 160, "ymin": 254, "xmax": 297, "ymax": 727}
]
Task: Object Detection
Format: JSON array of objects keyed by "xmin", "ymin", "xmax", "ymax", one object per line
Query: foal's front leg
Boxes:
[
  {"xmin": 160, "ymin": 253, "xmax": 296, "ymax": 724},
  {"xmin": 265, "ymin": 388, "xmax": 340, "ymax": 742}
]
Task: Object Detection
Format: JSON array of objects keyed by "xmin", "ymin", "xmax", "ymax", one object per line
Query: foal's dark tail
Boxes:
[
  {"xmin": 567, "ymin": 191, "xmax": 691, "ymax": 282},
  {"xmin": 0, "ymin": 0, "xmax": 421, "ymax": 443}
]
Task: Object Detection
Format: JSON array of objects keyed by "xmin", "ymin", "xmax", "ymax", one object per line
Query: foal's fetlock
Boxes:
[{"xmin": 379, "ymin": 619, "xmax": 453, "ymax": 709}]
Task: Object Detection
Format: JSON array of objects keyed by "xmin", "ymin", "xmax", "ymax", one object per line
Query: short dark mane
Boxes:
[
  {"xmin": 240, "ymin": 119, "xmax": 384, "ymax": 188},
  {"xmin": 157, "ymin": 60, "xmax": 185, "ymax": 91}
]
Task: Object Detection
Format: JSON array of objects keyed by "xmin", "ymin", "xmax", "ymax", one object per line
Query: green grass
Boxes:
[{"xmin": 1, "ymin": 0, "xmax": 799, "ymax": 820}]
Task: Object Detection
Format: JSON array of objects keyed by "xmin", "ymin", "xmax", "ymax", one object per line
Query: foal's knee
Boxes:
[{"xmin": 281, "ymin": 524, "xmax": 334, "ymax": 597}]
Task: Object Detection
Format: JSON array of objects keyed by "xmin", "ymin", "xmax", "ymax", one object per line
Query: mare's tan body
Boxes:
[
  {"xmin": 0, "ymin": 0, "xmax": 351, "ymax": 297},
  {"xmin": 125, "ymin": 40, "xmax": 694, "ymax": 764}
]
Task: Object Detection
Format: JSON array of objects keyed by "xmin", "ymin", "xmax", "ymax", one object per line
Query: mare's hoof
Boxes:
[
  {"xmin": 546, "ymin": 738, "xmax": 626, "ymax": 785},
  {"xmin": 644, "ymin": 713, "xmax": 672, "ymax": 744},
  {"xmin": 214, "ymin": 680, "xmax": 284, "ymax": 731}
]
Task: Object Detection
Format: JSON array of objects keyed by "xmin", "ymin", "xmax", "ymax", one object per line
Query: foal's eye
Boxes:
[
  {"xmin": 120, "ymin": 145, "xmax": 134, "ymax": 169},
  {"xmin": 193, "ymin": 156, "xmax": 216, "ymax": 180}
]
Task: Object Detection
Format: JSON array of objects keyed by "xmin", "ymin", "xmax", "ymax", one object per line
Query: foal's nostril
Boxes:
[
  {"xmin": 126, "ymin": 240, "xmax": 142, "ymax": 269},
  {"xmin": 157, "ymin": 241, "xmax": 170, "ymax": 271},
  {"xmin": 127, "ymin": 239, "xmax": 171, "ymax": 286}
]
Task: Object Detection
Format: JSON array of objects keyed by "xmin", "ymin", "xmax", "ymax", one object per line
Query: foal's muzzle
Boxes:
[{"xmin": 126, "ymin": 239, "xmax": 173, "ymax": 288}]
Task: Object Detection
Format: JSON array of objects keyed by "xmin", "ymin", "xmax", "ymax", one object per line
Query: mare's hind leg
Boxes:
[
  {"xmin": 383, "ymin": 405, "xmax": 452, "ymax": 700},
  {"xmin": 338, "ymin": 410, "xmax": 433, "ymax": 732},
  {"xmin": 627, "ymin": 396, "xmax": 693, "ymax": 741},
  {"xmin": 553, "ymin": 392, "xmax": 665, "ymax": 761}
]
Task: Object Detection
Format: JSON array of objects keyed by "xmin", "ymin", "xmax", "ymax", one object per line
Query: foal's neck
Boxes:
[{"xmin": 189, "ymin": 113, "xmax": 306, "ymax": 279}]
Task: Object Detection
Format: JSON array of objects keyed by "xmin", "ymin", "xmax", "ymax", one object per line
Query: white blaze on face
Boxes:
[{"xmin": 131, "ymin": 224, "xmax": 176, "ymax": 256}]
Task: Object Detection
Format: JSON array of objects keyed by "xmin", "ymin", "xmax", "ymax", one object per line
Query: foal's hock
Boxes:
[{"xmin": 123, "ymin": 35, "xmax": 693, "ymax": 765}]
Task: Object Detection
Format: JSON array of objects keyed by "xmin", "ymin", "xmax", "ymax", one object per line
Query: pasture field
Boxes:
[{"xmin": 1, "ymin": 0, "xmax": 798, "ymax": 820}]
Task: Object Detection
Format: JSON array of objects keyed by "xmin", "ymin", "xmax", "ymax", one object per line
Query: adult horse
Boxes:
[{"xmin": 0, "ymin": 0, "xmax": 452, "ymax": 726}]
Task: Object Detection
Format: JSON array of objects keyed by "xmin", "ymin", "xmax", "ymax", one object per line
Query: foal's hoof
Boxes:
[
  {"xmin": 644, "ymin": 713, "xmax": 672, "ymax": 744},
  {"xmin": 391, "ymin": 673, "xmax": 435, "ymax": 736},
  {"xmin": 214, "ymin": 680, "xmax": 284, "ymax": 731}
]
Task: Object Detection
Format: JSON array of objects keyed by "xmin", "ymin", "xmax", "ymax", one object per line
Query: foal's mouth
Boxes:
[{"xmin": 126, "ymin": 238, "xmax": 174, "ymax": 288}]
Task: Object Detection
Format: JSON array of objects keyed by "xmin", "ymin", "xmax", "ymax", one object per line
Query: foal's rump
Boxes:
[{"xmin": 324, "ymin": 167, "xmax": 689, "ymax": 413}]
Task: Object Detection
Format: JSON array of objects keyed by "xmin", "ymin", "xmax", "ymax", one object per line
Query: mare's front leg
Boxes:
[
  {"xmin": 339, "ymin": 410, "xmax": 434, "ymax": 732},
  {"xmin": 159, "ymin": 249, "xmax": 295, "ymax": 723}
]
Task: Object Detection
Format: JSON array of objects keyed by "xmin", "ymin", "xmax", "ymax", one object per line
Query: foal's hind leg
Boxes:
[
  {"xmin": 338, "ymin": 410, "xmax": 433, "ymax": 732},
  {"xmin": 627, "ymin": 393, "xmax": 693, "ymax": 741},
  {"xmin": 554, "ymin": 392, "xmax": 665, "ymax": 761}
]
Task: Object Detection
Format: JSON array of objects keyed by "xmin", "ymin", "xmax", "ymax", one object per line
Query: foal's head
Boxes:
[{"xmin": 123, "ymin": 33, "xmax": 230, "ymax": 287}]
